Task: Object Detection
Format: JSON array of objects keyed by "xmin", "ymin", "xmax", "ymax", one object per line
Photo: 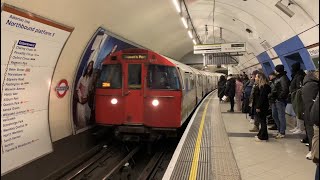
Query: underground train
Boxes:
[{"xmin": 95, "ymin": 48, "xmax": 223, "ymax": 138}]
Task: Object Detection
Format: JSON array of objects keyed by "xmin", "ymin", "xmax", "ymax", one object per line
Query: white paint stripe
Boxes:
[{"xmin": 162, "ymin": 91, "xmax": 215, "ymax": 180}]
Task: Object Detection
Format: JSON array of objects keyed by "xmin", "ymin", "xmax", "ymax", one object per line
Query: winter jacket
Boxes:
[
  {"xmin": 255, "ymin": 84, "xmax": 271, "ymax": 116},
  {"xmin": 289, "ymin": 70, "xmax": 306, "ymax": 101},
  {"xmin": 225, "ymin": 78, "xmax": 236, "ymax": 97},
  {"xmin": 272, "ymin": 72, "xmax": 290, "ymax": 101},
  {"xmin": 243, "ymin": 80, "xmax": 253, "ymax": 99},
  {"xmin": 218, "ymin": 79, "xmax": 226, "ymax": 99},
  {"xmin": 302, "ymin": 73, "xmax": 319, "ymax": 125},
  {"xmin": 311, "ymin": 92, "xmax": 319, "ymax": 127},
  {"xmin": 268, "ymin": 79, "xmax": 277, "ymax": 103}
]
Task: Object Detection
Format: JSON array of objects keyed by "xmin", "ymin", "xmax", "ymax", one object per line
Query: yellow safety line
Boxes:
[{"xmin": 189, "ymin": 97, "xmax": 211, "ymax": 180}]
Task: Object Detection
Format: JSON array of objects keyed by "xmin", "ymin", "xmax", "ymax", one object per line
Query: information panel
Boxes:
[
  {"xmin": 194, "ymin": 42, "xmax": 246, "ymax": 54},
  {"xmin": 1, "ymin": 4, "xmax": 73, "ymax": 175}
]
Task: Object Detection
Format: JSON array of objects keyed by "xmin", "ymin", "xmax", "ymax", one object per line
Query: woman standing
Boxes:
[
  {"xmin": 254, "ymin": 72, "xmax": 271, "ymax": 142},
  {"xmin": 235, "ymin": 76, "xmax": 244, "ymax": 112},
  {"xmin": 218, "ymin": 75, "xmax": 227, "ymax": 102}
]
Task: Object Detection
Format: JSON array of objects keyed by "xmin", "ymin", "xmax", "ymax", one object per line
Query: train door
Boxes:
[{"xmin": 123, "ymin": 63, "xmax": 145, "ymax": 125}]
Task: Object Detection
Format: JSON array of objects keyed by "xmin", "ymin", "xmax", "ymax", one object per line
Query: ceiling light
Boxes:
[
  {"xmin": 193, "ymin": 39, "xmax": 197, "ymax": 45},
  {"xmin": 275, "ymin": 1, "xmax": 294, "ymax": 17},
  {"xmin": 173, "ymin": 0, "xmax": 181, "ymax": 13},
  {"xmin": 188, "ymin": 30, "xmax": 193, "ymax": 38},
  {"xmin": 181, "ymin": 17, "xmax": 188, "ymax": 29}
]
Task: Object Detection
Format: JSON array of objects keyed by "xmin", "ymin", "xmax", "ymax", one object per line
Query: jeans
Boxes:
[{"xmin": 271, "ymin": 101, "xmax": 287, "ymax": 135}]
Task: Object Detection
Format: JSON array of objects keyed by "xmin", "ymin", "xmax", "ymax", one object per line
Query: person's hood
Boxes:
[{"xmin": 303, "ymin": 72, "xmax": 319, "ymax": 85}]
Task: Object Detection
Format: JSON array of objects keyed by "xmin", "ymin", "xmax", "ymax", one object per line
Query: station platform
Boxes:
[{"xmin": 163, "ymin": 91, "xmax": 316, "ymax": 180}]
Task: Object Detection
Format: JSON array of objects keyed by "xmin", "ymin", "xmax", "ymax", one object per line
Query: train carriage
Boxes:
[{"xmin": 95, "ymin": 48, "xmax": 222, "ymax": 137}]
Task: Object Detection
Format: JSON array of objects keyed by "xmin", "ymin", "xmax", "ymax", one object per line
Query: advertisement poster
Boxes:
[
  {"xmin": 1, "ymin": 4, "xmax": 73, "ymax": 175},
  {"xmin": 72, "ymin": 27, "xmax": 141, "ymax": 134}
]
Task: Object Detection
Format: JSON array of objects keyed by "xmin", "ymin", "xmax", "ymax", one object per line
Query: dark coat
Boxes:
[
  {"xmin": 218, "ymin": 79, "xmax": 226, "ymax": 99},
  {"xmin": 273, "ymin": 72, "xmax": 290, "ymax": 101},
  {"xmin": 311, "ymin": 92, "xmax": 319, "ymax": 127},
  {"xmin": 268, "ymin": 79, "xmax": 277, "ymax": 103},
  {"xmin": 290, "ymin": 70, "xmax": 306, "ymax": 93},
  {"xmin": 302, "ymin": 73, "xmax": 319, "ymax": 125},
  {"xmin": 225, "ymin": 78, "xmax": 236, "ymax": 97},
  {"xmin": 255, "ymin": 84, "xmax": 271, "ymax": 116}
]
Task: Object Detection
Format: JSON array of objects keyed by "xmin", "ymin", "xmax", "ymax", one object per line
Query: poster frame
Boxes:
[{"xmin": 70, "ymin": 26, "xmax": 147, "ymax": 135}]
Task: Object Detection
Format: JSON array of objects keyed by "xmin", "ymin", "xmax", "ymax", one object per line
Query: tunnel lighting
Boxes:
[
  {"xmin": 181, "ymin": 17, "xmax": 188, "ymax": 29},
  {"xmin": 188, "ymin": 30, "xmax": 193, "ymax": 39},
  {"xmin": 152, "ymin": 99, "xmax": 159, "ymax": 107},
  {"xmin": 173, "ymin": 0, "xmax": 181, "ymax": 13},
  {"xmin": 111, "ymin": 98, "xmax": 118, "ymax": 105},
  {"xmin": 275, "ymin": 1, "xmax": 294, "ymax": 17},
  {"xmin": 193, "ymin": 39, "xmax": 197, "ymax": 45}
]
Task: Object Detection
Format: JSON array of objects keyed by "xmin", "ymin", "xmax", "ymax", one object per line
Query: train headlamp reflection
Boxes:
[
  {"xmin": 111, "ymin": 98, "xmax": 118, "ymax": 105},
  {"xmin": 152, "ymin": 99, "xmax": 159, "ymax": 107}
]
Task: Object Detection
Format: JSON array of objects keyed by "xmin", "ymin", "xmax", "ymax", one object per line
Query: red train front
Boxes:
[{"xmin": 95, "ymin": 48, "xmax": 182, "ymax": 136}]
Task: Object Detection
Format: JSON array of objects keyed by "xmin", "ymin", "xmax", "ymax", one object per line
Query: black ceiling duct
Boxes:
[{"xmin": 245, "ymin": 28, "xmax": 252, "ymax": 33}]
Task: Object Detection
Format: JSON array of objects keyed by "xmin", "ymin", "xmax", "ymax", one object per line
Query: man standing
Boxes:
[
  {"xmin": 272, "ymin": 65, "xmax": 290, "ymax": 139},
  {"xmin": 225, "ymin": 74, "xmax": 236, "ymax": 112}
]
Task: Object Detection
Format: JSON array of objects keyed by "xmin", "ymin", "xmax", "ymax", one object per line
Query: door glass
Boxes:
[{"xmin": 128, "ymin": 64, "xmax": 141, "ymax": 89}]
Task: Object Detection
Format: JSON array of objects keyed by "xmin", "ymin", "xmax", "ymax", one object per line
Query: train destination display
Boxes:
[{"xmin": 1, "ymin": 4, "xmax": 73, "ymax": 175}]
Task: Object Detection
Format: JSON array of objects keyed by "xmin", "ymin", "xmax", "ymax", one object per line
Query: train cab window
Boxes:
[
  {"xmin": 147, "ymin": 65, "xmax": 180, "ymax": 90},
  {"xmin": 97, "ymin": 64, "xmax": 122, "ymax": 88},
  {"xmin": 128, "ymin": 64, "xmax": 142, "ymax": 89}
]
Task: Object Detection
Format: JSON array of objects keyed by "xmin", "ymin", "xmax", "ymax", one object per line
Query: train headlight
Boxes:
[
  {"xmin": 111, "ymin": 98, "xmax": 118, "ymax": 105},
  {"xmin": 152, "ymin": 99, "xmax": 159, "ymax": 107}
]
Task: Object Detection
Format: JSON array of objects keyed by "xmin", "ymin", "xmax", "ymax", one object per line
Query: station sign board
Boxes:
[{"xmin": 194, "ymin": 42, "xmax": 246, "ymax": 54}]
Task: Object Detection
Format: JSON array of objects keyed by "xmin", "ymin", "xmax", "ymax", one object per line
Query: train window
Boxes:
[
  {"xmin": 128, "ymin": 64, "xmax": 142, "ymax": 89},
  {"xmin": 97, "ymin": 64, "xmax": 122, "ymax": 88},
  {"xmin": 147, "ymin": 65, "xmax": 180, "ymax": 90}
]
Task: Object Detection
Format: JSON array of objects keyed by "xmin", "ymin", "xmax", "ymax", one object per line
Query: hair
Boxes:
[
  {"xmin": 219, "ymin": 75, "xmax": 226, "ymax": 81},
  {"xmin": 256, "ymin": 72, "xmax": 269, "ymax": 88},
  {"xmin": 83, "ymin": 61, "xmax": 94, "ymax": 77},
  {"xmin": 269, "ymin": 72, "xmax": 276, "ymax": 77}
]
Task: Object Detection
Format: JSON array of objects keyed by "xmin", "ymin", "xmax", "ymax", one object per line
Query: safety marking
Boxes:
[
  {"xmin": 162, "ymin": 91, "xmax": 215, "ymax": 180},
  {"xmin": 189, "ymin": 98, "xmax": 211, "ymax": 180}
]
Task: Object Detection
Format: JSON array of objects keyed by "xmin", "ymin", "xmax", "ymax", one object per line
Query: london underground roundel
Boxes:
[{"xmin": 55, "ymin": 79, "xmax": 69, "ymax": 98}]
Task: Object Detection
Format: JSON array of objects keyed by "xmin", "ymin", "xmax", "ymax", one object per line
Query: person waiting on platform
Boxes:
[
  {"xmin": 268, "ymin": 72, "xmax": 278, "ymax": 131},
  {"xmin": 272, "ymin": 65, "xmax": 290, "ymax": 139},
  {"xmin": 235, "ymin": 76, "xmax": 243, "ymax": 112},
  {"xmin": 218, "ymin": 75, "xmax": 227, "ymax": 102},
  {"xmin": 253, "ymin": 72, "xmax": 271, "ymax": 142},
  {"xmin": 302, "ymin": 70, "xmax": 319, "ymax": 160},
  {"xmin": 224, "ymin": 74, "xmax": 236, "ymax": 112}
]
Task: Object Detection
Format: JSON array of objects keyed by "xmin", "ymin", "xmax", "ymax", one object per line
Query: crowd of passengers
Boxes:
[{"xmin": 218, "ymin": 63, "xmax": 319, "ymax": 178}]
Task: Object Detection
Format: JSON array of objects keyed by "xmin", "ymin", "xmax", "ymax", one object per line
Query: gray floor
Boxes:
[{"xmin": 220, "ymin": 100, "xmax": 316, "ymax": 180}]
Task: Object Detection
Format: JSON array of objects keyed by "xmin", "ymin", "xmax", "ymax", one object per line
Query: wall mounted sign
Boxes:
[
  {"xmin": 1, "ymin": 4, "xmax": 73, "ymax": 175},
  {"xmin": 55, "ymin": 79, "xmax": 69, "ymax": 98}
]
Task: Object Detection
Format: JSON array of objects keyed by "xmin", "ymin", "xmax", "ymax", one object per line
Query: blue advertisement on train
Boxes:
[{"xmin": 72, "ymin": 27, "xmax": 139, "ymax": 134}]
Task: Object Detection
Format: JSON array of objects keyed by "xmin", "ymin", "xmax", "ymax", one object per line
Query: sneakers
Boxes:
[
  {"xmin": 292, "ymin": 129, "xmax": 303, "ymax": 134},
  {"xmin": 305, "ymin": 143, "xmax": 310, "ymax": 146},
  {"xmin": 227, "ymin": 109, "xmax": 234, "ymax": 112},
  {"xmin": 306, "ymin": 151, "xmax": 312, "ymax": 160},
  {"xmin": 249, "ymin": 119, "xmax": 255, "ymax": 124},
  {"xmin": 254, "ymin": 136, "xmax": 268, "ymax": 142},
  {"xmin": 249, "ymin": 126, "xmax": 259, "ymax": 132},
  {"xmin": 275, "ymin": 134, "xmax": 285, "ymax": 139},
  {"xmin": 300, "ymin": 138, "xmax": 309, "ymax": 143},
  {"xmin": 289, "ymin": 127, "xmax": 298, "ymax": 132}
]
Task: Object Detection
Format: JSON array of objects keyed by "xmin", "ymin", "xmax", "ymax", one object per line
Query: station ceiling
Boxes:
[{"xmin": 3, "ymin": 0, "xmax": 318, "ymax": 70}]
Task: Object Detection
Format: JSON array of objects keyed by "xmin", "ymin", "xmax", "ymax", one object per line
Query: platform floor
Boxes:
[
  {"xmin": 163, "ymin": 92, "xmax": 317, "ymax": 180},
  {"xmin": 221, "ymin": 101, "xmax": 316, "ymax": 180}
]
